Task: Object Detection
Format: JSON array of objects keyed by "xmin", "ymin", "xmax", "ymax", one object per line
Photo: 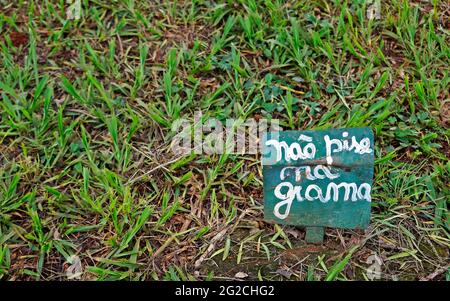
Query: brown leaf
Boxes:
[
  {"xmin": 276, "ymin": 266, "xmax": 293, "ymax": 279},
  {"xmin": 285, "ymin": 228, "xmax": 302, "ymax": 239},
  {"xmin": 10, "ymin": 32, "xmax": 29, "ymax": 47}
]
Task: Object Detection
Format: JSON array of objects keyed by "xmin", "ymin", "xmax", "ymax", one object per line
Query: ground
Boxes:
[{"xmin": 0, "ymin": 0, "xmax": 449, "ymax": 281}]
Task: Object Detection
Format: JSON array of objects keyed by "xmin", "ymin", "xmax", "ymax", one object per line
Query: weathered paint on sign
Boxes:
[{"xmin": 262, "ymin": 127, "xmax": 374, "ymax": 243}]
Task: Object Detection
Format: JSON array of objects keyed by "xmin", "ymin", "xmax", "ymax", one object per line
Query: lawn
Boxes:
[{"xmin": 0, "ymin": 0, "xmax": 449, "ymax": 281}]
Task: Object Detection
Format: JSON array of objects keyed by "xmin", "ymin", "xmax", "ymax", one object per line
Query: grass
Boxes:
[{"xmin": 0, "ymin": 0, "xmax": 449, "ymax": 280}]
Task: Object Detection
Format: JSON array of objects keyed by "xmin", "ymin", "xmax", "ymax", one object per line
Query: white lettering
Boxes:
[
  {"xmin": 272, "ymin": 181, "xmax": 372, "ymax": 219},
  {"xmin": 265, "ymin": 135, "xmax": 316, "ymax": 162},
  {"xmin": 324, "ymin": 134, "xmax": 373, "ymax": 165},
  {"xmin": 280, "ymin": 165, "xmax": 340, "ymax": 181}
]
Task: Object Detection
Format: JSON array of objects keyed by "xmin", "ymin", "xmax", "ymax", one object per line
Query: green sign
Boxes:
[{"xmin": 262, "ymin": 127, "xmax": 374, "ymax": 243}]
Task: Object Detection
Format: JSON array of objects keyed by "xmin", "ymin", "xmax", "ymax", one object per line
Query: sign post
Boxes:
[{"xmin": 262, "ymin": 127, "xmax": 374, "ymax": 243}]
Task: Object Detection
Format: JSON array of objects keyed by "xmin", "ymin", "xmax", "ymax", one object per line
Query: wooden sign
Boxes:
[{"xmin": 262, "ymin": 127, "xmax": 374, "ymax": 243}]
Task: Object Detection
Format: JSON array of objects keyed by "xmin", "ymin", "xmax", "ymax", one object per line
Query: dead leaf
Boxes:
[
  {"xmin": 440, "ymin": 101, "xmax": 450, "ymax": 126},
  {"xmin": 10, "ymin": 32, "xmax": 29, "ymax": 47},
  {"xmin": 285, "ymin": 228, "xmax": 302, "ymax": 239},
  {"xmin": 234, "ymin": 272, "xmax": 248, "ymax": 279},
  {"xmin": 53, "ymin": 228, "xmax": 61, "ymax": 240},
  {"xmin": 276, "ymin": 267, "xmax": 293, "ymax": 279}
]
